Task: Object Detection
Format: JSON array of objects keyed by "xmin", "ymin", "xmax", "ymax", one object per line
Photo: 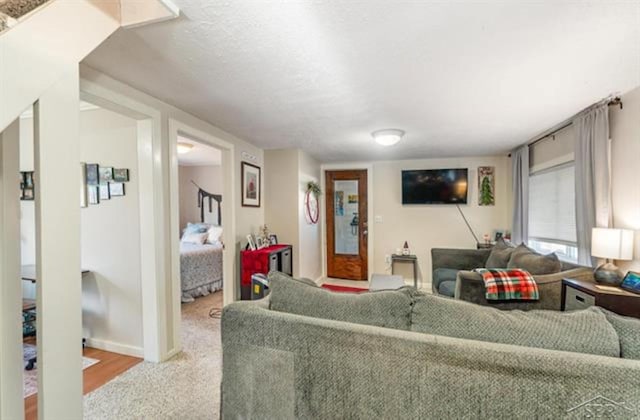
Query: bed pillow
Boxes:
[
  {"xmin": 183, "ymin": 222, "xmax": 210, "ymax": 235},
  {"xmin": 181, "ymin": 232, "xmax": 208, "ymax": 245},
  {"xmin": 207, "ymin": 226, "xmax": 223, "ymax": 244}
]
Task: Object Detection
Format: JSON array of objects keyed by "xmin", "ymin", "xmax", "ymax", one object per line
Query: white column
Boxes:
[
  {"xmin": 0, "ymin": 119, "xmax": 24, "ymax": 420},
  {"xmin": 34, "ymin": 69, "xmax": 82, "ymax": 419}
]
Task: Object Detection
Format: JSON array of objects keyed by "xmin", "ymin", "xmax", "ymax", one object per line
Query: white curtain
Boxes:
[
  {"xmin": 511, "ymin": 145, "xmax": 529, "ymax": 244},
  {"xmin": 574, "ymin": 104, "xmax": 610, "ymax": 266}
]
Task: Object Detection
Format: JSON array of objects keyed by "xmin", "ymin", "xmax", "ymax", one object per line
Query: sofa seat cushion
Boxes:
[
  {"xmin": 437, "ymin": 280, "xmax": 456, "ymax": 297},
  {"xmin": 434, "ymin": 268, "xmax": 458, "ymax": 296},
  {"xmin": 507, "ymin": 244, "xmax": 561, "ymax": 275},
  {"xmin": 600, "ymin": 309, "xmax": 640, "ymax": 360},
  {"xmin": 411, "ymin": 293, "xmax": 620, "ymax": 357},
  {"xmin": 486, "ymin": 238, "xmax": 516, "ymax": 268},
  {"xmin": 268, "ymin": 271, "xmax": 414, "ymax": 330}
]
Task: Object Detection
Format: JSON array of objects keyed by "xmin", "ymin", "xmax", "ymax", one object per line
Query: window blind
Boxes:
[{"xmin": 528, "ymin": 163, "xmax": 577, "ymax": 244}]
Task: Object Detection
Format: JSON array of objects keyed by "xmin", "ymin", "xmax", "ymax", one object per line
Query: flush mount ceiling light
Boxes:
[
  {"xmin": 372, "ymin": 129, "xmax": 405, "ymax": 146},
  {"xmin": 177, "ymin": 142, "xmax": 194, "ymax": 154}
]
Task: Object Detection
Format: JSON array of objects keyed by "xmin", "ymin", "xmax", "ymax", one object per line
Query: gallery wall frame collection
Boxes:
[{"xmin": 83, "ymin": 163, "xmax": 129, "ymax": 207}]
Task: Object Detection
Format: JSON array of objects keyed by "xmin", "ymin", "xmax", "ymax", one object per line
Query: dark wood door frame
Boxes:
[{"xmin": 325, "ymin": 169, "xmax": 368, "ymax": 280}]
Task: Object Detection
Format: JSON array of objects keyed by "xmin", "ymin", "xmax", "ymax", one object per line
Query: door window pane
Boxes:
[{"xmin": 334, "ymin": 180, "xmax": 359, "ymax": 255}]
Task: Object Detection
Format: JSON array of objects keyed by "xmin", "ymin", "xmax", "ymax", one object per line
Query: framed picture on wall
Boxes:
[
  {"xmin": 113, "ymin": 168, "xmax": 129, "ymax": 182},
  {"xmin": 241, "ymin": 162, "xmax": 261, "ymax": 207},
  {"xmin": 99, "ymin": 184, "xmax": 111, "ymax": 200},
  {"xmin": 88, "ymin": 186, "xmax": 99, "ymax": 205},
  {"xmin": 99, "ymin": 167, "xmax": 114, "ymax": 185},
  {"xmin": 86, "ymin": 164, "xmax": 99, "ymax": 186},
  {"xmin": 110, "ymin": 182, "xmax": 125, "ymax": 197}
]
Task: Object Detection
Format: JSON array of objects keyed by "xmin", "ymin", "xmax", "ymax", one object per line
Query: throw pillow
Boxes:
[
  {"xmin": 485, "ymin": 238, "xmax": 516, "ymax": 268},
  {"xmin": 411, "ymin": 293, "xmax": 620, "ymax": 358},
  {"xmin": 268, "ymin": 271, "xmax": 414, "ymax": 330},
  {"xmin": 207, "ymin": 226, "xmax": 223, "ymax": 244},
  {"xmin": 181, "ymin": 232, "xmax": 208, "ymax": 245},
  {"xmin": 183, "ymin": 222, "xmax": 210, "ymax": 235},
  {"xmin": 507, "ymin": 244, "xmax": 561, "ymax": 275},
  {"xmin": 600, "ymin": 308, "xmax": 640, "ymax": 360}
]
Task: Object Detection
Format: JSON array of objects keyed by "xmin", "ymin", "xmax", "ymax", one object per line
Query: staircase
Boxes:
[
  {"xmin": 0, "ymin": 0, "xmax": 179, "ymax": 133},
  {"xmin": 0, "ymin": 2, "xmax": 178, "ymax": 419}
]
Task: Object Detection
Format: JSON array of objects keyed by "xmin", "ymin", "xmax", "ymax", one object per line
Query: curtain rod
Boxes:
[{"xmin": 508, "ymin": 96, "xmax": 622, "ymax": 157}]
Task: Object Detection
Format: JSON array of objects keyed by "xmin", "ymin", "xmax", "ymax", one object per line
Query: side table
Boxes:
[{"xmin": 391, "ymin": 254, "xmax": 418, "ymax": 288}]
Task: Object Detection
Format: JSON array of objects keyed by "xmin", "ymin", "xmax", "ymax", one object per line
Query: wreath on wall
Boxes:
[{"xmin": 305, "ymin": 181, "xmax": 321, "ymax": 224}]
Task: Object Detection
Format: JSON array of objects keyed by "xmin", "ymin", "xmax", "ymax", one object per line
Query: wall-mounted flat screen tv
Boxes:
[{"xmin": 402, "ymin": 168, "xmax": 468, "ymax": 204}]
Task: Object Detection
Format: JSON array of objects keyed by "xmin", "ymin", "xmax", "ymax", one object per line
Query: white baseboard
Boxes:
[{"xmin": 85, "ymin": 337, "xmax": 144, "ymax": 358}]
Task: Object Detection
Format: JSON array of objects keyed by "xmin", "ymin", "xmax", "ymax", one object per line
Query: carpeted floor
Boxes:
[{"xmin": 83, "ymin": 291, "xmax": 223, "ymax": 419}]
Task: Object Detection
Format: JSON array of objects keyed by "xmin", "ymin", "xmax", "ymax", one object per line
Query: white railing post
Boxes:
[
  {"xmin": 0, "ymin": 118, "xmax": 24, "ymax": 420},
  {"xmin": 34, "ymin": 68, "xmax": 82, "ymax": 420}
]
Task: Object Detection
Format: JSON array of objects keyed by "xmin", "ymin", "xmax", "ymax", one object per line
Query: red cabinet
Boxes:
[{"xmin": 240, "ymin": 245, "xmax": 293, "ymax": 300}]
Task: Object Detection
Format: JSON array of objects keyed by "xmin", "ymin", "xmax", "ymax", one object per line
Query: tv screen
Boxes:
[{"xmin": 402, "ymin": 168, "xmax": 468, "ymax": 204}]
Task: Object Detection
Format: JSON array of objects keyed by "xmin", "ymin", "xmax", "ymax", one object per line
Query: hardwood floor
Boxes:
[{"xmin": 24, "ymin": 345, "xmax": 141, "ymax": 420}]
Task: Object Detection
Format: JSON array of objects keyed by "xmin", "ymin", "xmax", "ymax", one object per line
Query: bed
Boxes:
[{"xmin": 180, "ymin": 241, "xmax": 223, "ymax": 302}]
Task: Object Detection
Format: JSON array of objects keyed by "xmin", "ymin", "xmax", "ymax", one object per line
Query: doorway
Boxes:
[{"xmin": 325, "ymin": 170, "xmax": 368, "ymax": 280}]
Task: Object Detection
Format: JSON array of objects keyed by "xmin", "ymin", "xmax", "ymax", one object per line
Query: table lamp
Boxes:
[{"xmin": 591, "ymin": 227, "xmax": 635, "ymax": 285}]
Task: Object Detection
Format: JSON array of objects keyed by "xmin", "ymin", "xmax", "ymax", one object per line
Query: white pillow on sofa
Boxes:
[{"xmin": 207, "ymin": 226, "xmax": 223, "ymax": 244}]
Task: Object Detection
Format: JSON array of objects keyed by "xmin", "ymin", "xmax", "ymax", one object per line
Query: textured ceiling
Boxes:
[{"xmin": 84, "ymin": 0, "xmax": 640, "ymax": 162}]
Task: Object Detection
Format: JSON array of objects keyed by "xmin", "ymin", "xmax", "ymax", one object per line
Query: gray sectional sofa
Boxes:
[
  {"xmin": 431, "ymin": 241, "xmax": 593, "ymax": 310},
  {"xmin": 221, "ymin": 272, "xmax": 640, "ymax": 419}
]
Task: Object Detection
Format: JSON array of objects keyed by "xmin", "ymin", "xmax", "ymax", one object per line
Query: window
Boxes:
[{"xmin": 528, "ymin": 163, "xmax": 578, "ymax": 263}]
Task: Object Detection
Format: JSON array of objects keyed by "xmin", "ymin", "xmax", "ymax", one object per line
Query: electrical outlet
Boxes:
[
  {"xmin": 375, "ymin": 215, "xmax": 383, "ymax": 223},
  {"xmin": 384, "ymin": 254, "xmax": 391, "ymax": 265}
]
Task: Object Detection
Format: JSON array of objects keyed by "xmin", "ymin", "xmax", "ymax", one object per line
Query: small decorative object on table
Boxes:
[
  {"xmin": 269, "ymin": 234, "xmax": 278, "ymax": 245},
  {"xmin": 246, "ymin": 234, "xmax": 257, "ymax": 251},
  {"xmin": 591, "ymin": 227, "xmax": 634, "ymax": 285},
  {"xmin": 402, "ymin": 241, "xmax": 410, "ymax": 256}
]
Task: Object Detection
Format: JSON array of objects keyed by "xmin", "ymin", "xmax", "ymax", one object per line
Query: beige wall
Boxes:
[
  {"xmin": 298, "ymin": 151, "xmax": 322, "ymax": 280},
  {"xmin": 611, "ymin": 85, "xmax": 640, "ymax": 273},
  {"xmin": 370, "ymin": 156, "xmax": 512, "ymax": 289},
  {"xmin": 264, "ymin": 149, "xmax": 322, "ymax": 280},
  {"xmin": 178, "ymin": 165, "xmax": 222, "ymax": 229},
  {"xmin": 21, "ymin": 107, "xmax": 144, "ymax": 355}
]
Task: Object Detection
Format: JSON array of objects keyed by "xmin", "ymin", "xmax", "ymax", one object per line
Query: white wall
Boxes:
[
  {"xmin": 265, "ymin": 149, "xmax": 322, "ymax": 280},
  {"xmin": 610, "ymin": 85, "xmax": 640, "ymax": 273},
  {"xmin": 178, "ymin": 165, "xmax": 222, "ymax": 229},
  {"xmin": 350, "ymin": 156, "xmax": 511, "ymax": 289},
  {"xmin": 297, "ymin": 151, "xmax": 322, "ymax": 280},
  {"xmin": 21, "ymin": 107, "xmax": 144, "ymax": 355}
]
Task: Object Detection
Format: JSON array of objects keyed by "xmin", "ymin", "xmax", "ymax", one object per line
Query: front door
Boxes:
[{"xmin": 326, "ymin": 170, "xmax": 368, "ymax": 280}]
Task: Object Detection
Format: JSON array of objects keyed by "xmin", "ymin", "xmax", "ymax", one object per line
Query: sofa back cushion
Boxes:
[
  {"xmin": 485, "ymin": 238, "xmax": 516, "ymax": 268},
  {"xmin": 600, "ymin": 309, "xmax": 640, "ymax": 360},
  {"xmin": 507, "ymin": 244, "xmax": 561, "ymax": 275},
  {"xmin": 411, "ymin": 293, "xmax": 620, "ymax": 357},
  {"xmin": 268, "ymin": 272, "xmax": 414, "ymax": 330}
]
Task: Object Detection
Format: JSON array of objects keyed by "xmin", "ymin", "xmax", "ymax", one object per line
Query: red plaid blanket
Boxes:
[{"xmin": 473, "ymin": 268, "xmax": 539, "ymax": 301}]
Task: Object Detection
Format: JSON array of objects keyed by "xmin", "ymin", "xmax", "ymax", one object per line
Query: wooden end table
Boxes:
[{"xmin": 561, "ymin": 278, "xmax": 640, "ymax": 318}]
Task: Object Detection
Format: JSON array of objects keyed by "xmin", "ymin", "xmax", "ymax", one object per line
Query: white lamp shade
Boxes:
[{"xmin": 591, "ymin": 227, "xmax": 635, "ymax": 260}]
